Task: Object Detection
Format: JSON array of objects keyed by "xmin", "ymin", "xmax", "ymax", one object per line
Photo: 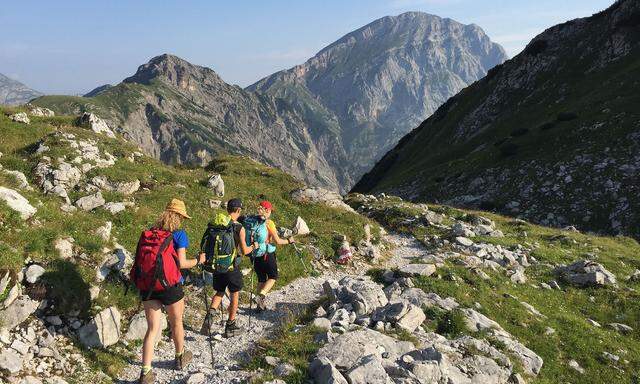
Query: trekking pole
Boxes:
[
  {"xmin": 200, "ymin": 269, "xmax": 215, "ymax": 369},
  {"xmin": 248, "ymin": 254, "xmax": 257, "ymax": 327},
  {"xmin": 292, "ymin": 243, "xmax": 309, "ymax": 274}
]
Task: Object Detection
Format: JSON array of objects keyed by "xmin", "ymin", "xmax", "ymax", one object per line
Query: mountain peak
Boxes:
[
  {"xmin": 0, "ymin": 73, "xmax": 42, "ymax": 105},
  {"xmin": 123, "ymin": 53, "xmax": 223, "ymax": 88}
]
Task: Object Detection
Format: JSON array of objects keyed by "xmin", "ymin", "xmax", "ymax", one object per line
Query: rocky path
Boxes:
[{"xmin": 117, "ymin": 233, "xmax": 424, "ymax": 383}]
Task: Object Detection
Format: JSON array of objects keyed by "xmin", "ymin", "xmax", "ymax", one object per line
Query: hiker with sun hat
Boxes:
[{"xmin": 129, "ymin": 198, "xmax": 205, "ymax": 384}]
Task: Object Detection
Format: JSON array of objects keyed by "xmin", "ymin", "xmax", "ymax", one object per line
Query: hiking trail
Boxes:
[{"xmin": 117, "ymin": 232, "xmax": 424, "ymax": 383}]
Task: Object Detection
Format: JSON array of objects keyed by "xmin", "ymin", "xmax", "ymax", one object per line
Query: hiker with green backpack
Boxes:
[{"xmin": 199, "ymin": 198, "xmax": 259, "ymax": 338}]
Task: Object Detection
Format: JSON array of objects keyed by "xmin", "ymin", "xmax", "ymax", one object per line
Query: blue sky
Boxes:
[{"xmin": 1, "ymin": 0, "xmax": 613, "ymax": 94}]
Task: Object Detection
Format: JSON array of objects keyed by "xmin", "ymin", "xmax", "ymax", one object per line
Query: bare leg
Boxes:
[
  {"xmin": 166, "ymin": 298, "xmax": 185, "ymax": 354},
  {"xmin": 260, "ymin": 278, "xmax": 277, "ymax": 295},
  {"xmin": 228, "ymin": 291, "xmax": 239, "ymax": 321},
  {"xmin": 210, "ymin": 291, "xmax": 224, "ymax": 310},
  {"xmin": 142, "ymin": 300, "xmax": 162, "ymax": 368}
]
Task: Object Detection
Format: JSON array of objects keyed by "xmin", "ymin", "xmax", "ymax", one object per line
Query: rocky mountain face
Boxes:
[
  {"xmin": 249, "ymin": 12, "xmax": 507, "ymax": 189},
  {"xmin": 35, "ymin": 54, "xmax": 340, "ymax": 190},
  {"xmin": 35, "ymin": 13, "xmax": 506, "ymax": 193},
  {"xmin": 0, "ymin": 73, "xmax": 42, "ymax": 105},
  {"xmin": 353, "ymin": 0, "xmax": 640, "ymax": 238}
]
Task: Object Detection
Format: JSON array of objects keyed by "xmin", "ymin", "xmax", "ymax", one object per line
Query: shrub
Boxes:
[
  {"xmin": 557, "ymin": 112, "xmax": 579, "ymax": 122},
  {"xmin": 539, "ymin": 122, "xmax": 556, "ymax": 131},
  {"xmin": 499, "ymin": 142, "xmax": 519, "ymax": 157},
  {"xmin": 436, "ymin": 310, "xmax": 467, "ymax": 338},
  {"xmin": 510, "ymin": 127, "xmax": 529, "ymax": 137},
  {"xmin": 494, "ymin": 138, "xmax": 509, "ymax": 147}
]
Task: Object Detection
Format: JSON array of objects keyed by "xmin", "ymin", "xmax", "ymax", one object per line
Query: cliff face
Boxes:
[
  {"xmin": 353, "ymin": 0, "xmax": 640, "ymax": 238},
  {"xmin": 249, "ymin": 12, "xmax": 507, "ymax": 189}
]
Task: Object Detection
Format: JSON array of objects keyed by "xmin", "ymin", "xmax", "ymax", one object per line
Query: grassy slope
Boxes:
[
  {"xmin": 0, "ymin": 106, "xmax": 374, "ymax": 379},
  {"xmin": 347, "ymin": 195, "xmax": 640, "ymax": 384}
]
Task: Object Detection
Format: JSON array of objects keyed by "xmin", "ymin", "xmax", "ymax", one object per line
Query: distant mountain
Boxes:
[
  {"xmin": 83, "ymin": 84, "xmax": 113, "ymax": 97},
  {"xmin": 0, "ymin": 73, "xmax": 42, "ymax": 105},
  {"xmin": 353, "ymin": 0, "xmax": 640, "ymax": 238},
  {"xmin": 34, "ymin": 54, "xmax": 339, "ymax": 190},
  {"xmin": 34, "ymin": 12, "xmax": 506, "ymax": 192},
  {"xmin": 249, "ymin": 12, "xmax": 507, "ymax": 189}
]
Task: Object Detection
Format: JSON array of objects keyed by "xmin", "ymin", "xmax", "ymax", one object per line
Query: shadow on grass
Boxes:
[{"xmin": 41, "ymin": 259, "xmax": 91, "ymax": 317}]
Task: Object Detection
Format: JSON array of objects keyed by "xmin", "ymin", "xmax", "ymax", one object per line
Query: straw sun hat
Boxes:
[{"xmin": 165, "ymin": 198, "xmax": 192, "ymax": 219}]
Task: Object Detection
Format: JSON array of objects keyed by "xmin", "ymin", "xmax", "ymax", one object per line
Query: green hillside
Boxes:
[
  {"xmin": 353, "ymin": 0, "xmax": 640, "ymax": 238},
  {"xmin": 0, "ymin": 106, "xmax": 374, "ymax": 378}
]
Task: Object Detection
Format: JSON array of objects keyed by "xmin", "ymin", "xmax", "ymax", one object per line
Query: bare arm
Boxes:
[
  {"xmin": 267, "ymin": 224, "xmax": 293, "ymax": 245},
  {"xmin": 177, "ymin": 247, "xmax": 204, "ymax": 269},
  {"xmin": 238, "ymin": 227, "xmax": 255, "ymax": 256}
]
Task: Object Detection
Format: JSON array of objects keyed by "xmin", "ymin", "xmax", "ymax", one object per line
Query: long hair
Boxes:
[{"xmin": 154, "ymin": 210, "xmax": 183, "ymax": 232}]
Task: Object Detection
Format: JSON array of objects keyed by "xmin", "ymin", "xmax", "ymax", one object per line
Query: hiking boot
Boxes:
[
  {"xmin": 255, "ymin": 294, "xmax": 267, "ymax": 312},
  {"xmin": 138, "ymin": 370, "xmax": 155, "ymax": 384},
  {"xmin": 224, "ymin": 320, "xmax": 242, "ymax": 338},
  {"xmin": 175, "ymin": 349, "xmax": 193, "ymax": 370}
]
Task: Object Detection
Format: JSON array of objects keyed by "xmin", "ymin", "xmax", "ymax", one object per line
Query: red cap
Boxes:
[{"xmin": 259, "ymin": 200, "xmax": 273, "ymax": 211}]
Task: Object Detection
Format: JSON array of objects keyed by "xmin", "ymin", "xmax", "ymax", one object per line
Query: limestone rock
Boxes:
[
  {"xmin": 309, "ymin": 356, "xmax": 348, "ymax": 384},
  {"xmin": 10, "ymin": 112, "xmax": 30, "ymax": 124},
  {"xmin": 398, "ymin": 264, "xmax": 436, "ymax": 277},
  {"xmin": 77, "ymin": 306, "xmax": 122, "ymax": 348},
  {"xmin": 207, "ymin": 174, "xmax": 225, "ymax": 196},
  {"xmin": 345, "ymin": 354, "xmax": 393, "ymax": 384},
  {"xmin": 316, "ymin": 328, "xmax": 413, "ymax": 371},
  {"xmin": 24, "ymin": 264, "xmax": 45, "ymax": 284},
  {"xmin": 0, "ymin": 347, "xmax": 23, "ymax": 374},
  {"xmin": 291, "ymin": 187, "xmax": 354, "ymax": 212},
  {"xmin": 79, "ymin": 112, "xmax": 115, "ymax": 138},
  {"xmin": 0, "ymin": 187, "xmax": 37, "ymax": 219},
  {"xmin": 556, "ymin": 260, "xmax": 617, "ymax": 287},
  {"xmin": 53, "ymin": 237, "xmax": 74, "ymax": 259},
  {"xmin": 75, "ymin": 191, "xmax": 105, "ymax": 211},
  {"xmin": 0, "ymin": 295, "xmax": 39, "ymax": 330},
  {"xmin": 292, "ymin": 216, "xmax": 310, "ymax": 235},
  {"xmin": 125, "ymin": 311, "xmax": 167, "ymax": 342},
  {"xmin": 334, "ymin": 276, "xmax": 388, "ymax": 316}
]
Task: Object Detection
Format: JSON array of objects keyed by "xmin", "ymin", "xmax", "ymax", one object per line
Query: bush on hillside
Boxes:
[
  {"xmin": 510, "ymin": 127, "xmax": 529, "ymax": 137},
  {"xmin": 436, "ymin": 309, "xmax": 467, "ymax": 338},
  {"xmin": 499, "ymin": 142, "xmax": 519, "ymax": 157},
  {"xmin": 538, "ymin": 121, "xmax": 556, "ymax": 131},
  {"xmin": 557, "ymin": 112, "xmax": 579, "ymax": 121}
]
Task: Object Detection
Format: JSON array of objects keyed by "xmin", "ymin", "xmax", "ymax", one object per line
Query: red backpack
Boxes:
[{"xmin": 130, "ymin": 229, "xmax": 182, "ymax": 295}]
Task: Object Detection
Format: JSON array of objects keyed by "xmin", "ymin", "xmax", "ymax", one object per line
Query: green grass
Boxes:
[{"xmin": 357, "ymin": 196, "xmax": 640, "ymax": 383}]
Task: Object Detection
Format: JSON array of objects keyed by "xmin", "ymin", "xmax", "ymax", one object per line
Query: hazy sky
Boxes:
[{"xmin": 1, "ymin": 0, "xmax": 613, "ymax": 95}]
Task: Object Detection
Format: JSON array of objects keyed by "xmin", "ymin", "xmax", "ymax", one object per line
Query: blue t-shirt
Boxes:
[
  {"xmin": 172, "ymin": 230, "xmax": 189, "ymax": 284},
  {"xmin": 173, "ymin": 229, "xmax": 189, "ymax": 250}
]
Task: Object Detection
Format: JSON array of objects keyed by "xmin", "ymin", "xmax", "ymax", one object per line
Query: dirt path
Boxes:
[{"xmin": 117, "ymin": 232, "xmax": 425, "ymax": 383}]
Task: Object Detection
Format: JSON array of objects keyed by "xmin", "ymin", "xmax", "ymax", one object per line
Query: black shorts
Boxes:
[
  {"xmin": 253, "ymin": 252, "xmax": 278, "ymax": 283},
  {"xmin": 212, "ymin": 270, "xmax": 244, "ymax": 293},
  {"xmin": 140, "ymin": 285, "xmax": 184, "ymax": 306}
]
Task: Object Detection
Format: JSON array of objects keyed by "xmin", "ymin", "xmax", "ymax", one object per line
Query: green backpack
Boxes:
[{"xmin": 200, "ymin": 213, "xmax": 238, "ymax": 273}]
